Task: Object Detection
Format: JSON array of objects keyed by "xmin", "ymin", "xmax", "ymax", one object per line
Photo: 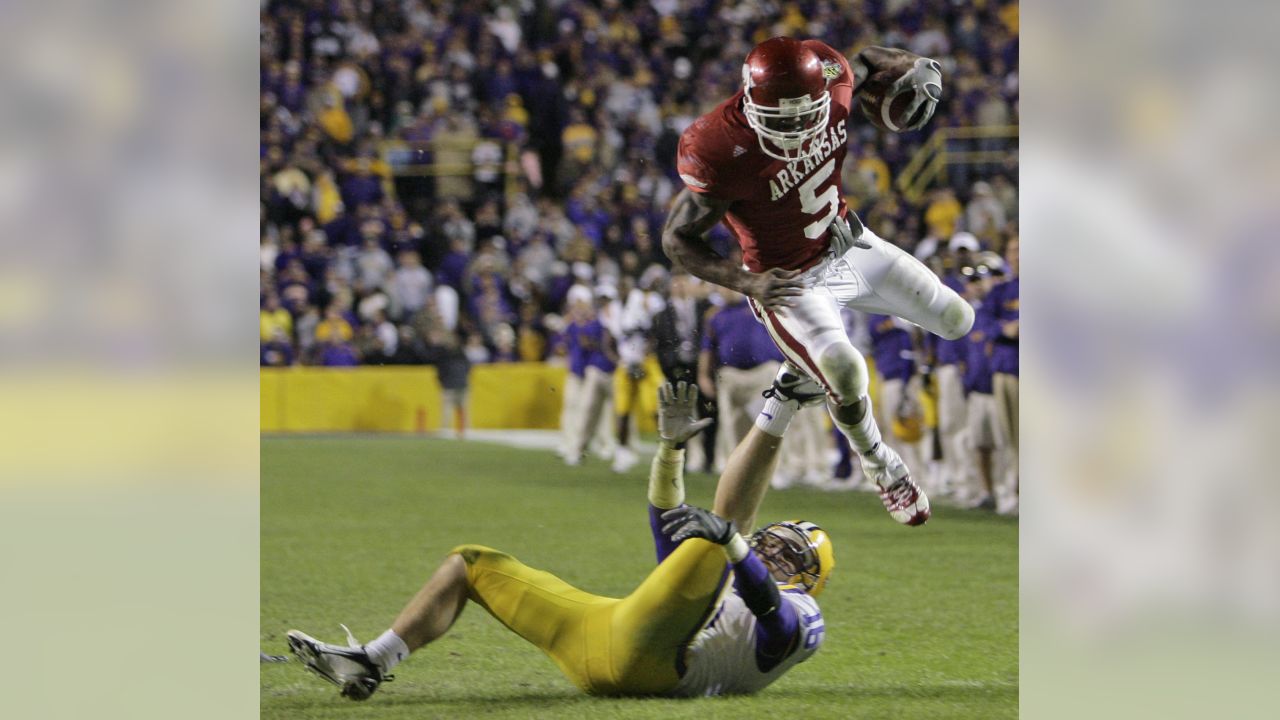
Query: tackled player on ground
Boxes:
[{"xmin": 287, "ymin": 380, "xmax": 835, "ymax": 699}]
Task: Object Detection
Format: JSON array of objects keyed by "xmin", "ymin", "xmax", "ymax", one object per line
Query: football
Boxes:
[{"xmin": 858, "ymin": 68, "xmax": 921, "ymax": 132}]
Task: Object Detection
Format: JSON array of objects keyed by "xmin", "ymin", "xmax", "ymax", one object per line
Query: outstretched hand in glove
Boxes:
[
  {"xmin": 657, "ymin": 381, "xmax": 713, "ymax": 447},
  {"xmin": 660, "ymin": 505, "xmax": 738, "ymax": 545}
]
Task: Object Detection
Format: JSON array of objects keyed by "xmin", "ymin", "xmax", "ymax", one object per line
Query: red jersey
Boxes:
[{"xmin": 677, "ymin": 40, "xmax": 856, "ymax": 273}]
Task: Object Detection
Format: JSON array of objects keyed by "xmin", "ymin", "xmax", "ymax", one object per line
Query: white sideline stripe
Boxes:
[
  {"xmin": 936, "ymin": 679, "xmax": 1019, "ymax": 688},
  {"xmin": 465, "ymin": 430, "xmax": 656, "ymax": 455},
  {"xmin": 263, "ymin": 430, "xmax": 658, "ymax": 455}
]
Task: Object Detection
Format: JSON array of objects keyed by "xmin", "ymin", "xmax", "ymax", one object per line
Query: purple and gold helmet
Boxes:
[{"xmin": 749, "ymin": 520, "xmax": 835, "ymax": 597}]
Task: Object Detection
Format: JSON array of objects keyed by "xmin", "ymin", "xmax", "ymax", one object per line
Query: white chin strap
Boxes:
[{"xmin": 753, "ymin": 132, "xmax": 813, "ymax": 162}]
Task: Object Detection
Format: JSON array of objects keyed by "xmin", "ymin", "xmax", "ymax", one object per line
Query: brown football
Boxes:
[{"xmin": 858, "ymin": 68, "xmax": 921, "ymax": 132}]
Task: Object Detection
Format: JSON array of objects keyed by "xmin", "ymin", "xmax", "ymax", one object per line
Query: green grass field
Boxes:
[{"xmin": 262, "ymin": 436, "xmax": 1017, "ymax": 719}]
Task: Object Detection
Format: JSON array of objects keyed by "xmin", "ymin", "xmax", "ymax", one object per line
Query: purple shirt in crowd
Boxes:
[
  {"xmin": 576, "ymin": 319, "xmax": 615, "ymax": 373},
  {"xmin": 260, "ymin": 341, "xmax": 294, "ymax": 367},
  {"xmin": 868, "ymin": 314, "xmax": 915, "ymax": 382},
  {"xmin": 987, "ymin": 277, "xmax": 1019, "ymax": 376},
  {"xmin": 340, "ymin": 172, "xmax": 383, "ymax": 209},
  {"xmin": 320, "ymin": 343, "xmax": 359, "ymax": 367},
  {"xmin": 963, "ymin": 310, "xmax": 998, "ymax": 394},
  {"xmin": 437, "ymin": 251, "xmax": 470, "ymax": 291},
  {"xmin": 702, "ymin": 301, "xmax": 784, "ymax": 370},
  {"xmin": 933, "ymin": 276, "xmax": 968, "ymax": 366},
  {"xmin": 562, "ymin": 321, "xmax": 589, "ymax": 377},
  {"xmin": 323, "ymin": 216, "xmax": 359, "ymax": 247}
]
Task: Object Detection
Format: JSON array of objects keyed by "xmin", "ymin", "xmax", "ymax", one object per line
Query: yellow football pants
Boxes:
[
  {"xmin": 451, "ymin": 539, "xmax": 727, "ymax": 695},
  {"xmin": 613, "ymin": 356, "xmax": 664, "ymax": 418}
]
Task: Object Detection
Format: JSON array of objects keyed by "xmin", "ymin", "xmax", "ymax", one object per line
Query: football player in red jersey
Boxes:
[{"xmin": 662, "ymin": 37, "xmax": 975, "ymax": 526}]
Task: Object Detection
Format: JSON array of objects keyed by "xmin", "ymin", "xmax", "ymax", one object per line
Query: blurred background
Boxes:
[
  {"xmin": 255, "ymin": 0, "xmax": 1021, "ymax": 520},
  {"xmin": 0, "ymin": 0, "xmax": 1276, "ymax": 717},
  {"xmin": 256, "ymin": 0, "xmax": 1017, "ymax": 374},
  {"xmin": 1020, "ymin": 1, "xmax": 1280, "ymax": 716}
]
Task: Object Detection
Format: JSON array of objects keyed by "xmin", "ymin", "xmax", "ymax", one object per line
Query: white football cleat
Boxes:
[
  {"xmin": 286, "ymin": 625, "xmax": 391, "ymax": 701},
  {"xmin": 762, "ymin": 362, "xmax": 828, "ymax": 407},
  {"xmin": 861, "ymin": 446, "xmax": 931, "ymax": 526}
]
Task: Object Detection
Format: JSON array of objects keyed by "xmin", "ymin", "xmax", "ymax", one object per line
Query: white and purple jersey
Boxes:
[
  {"xmin": 647, "ymin": 505, "xmax": 824, "ymax": 697},
  {"xmin": 672, "ymin": 585, "xmax": 824, "ymax": 697}
]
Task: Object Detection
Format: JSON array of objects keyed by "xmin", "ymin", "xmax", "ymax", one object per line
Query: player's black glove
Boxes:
[{"xmin": 661, "ymin": 505, "xmax": 738, "ymax": 545}]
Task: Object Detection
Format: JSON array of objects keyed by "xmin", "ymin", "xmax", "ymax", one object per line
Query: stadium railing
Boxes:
[
  {"xmin": 896, "ymin": 125, "xmax": 1019, "ymax": 203},
  {"xmin": 381, "ymin": 137, "xmax": 523, "ymax": 199}
]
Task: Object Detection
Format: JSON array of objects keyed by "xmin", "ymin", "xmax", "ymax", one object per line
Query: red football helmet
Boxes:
[{"xmin": 742, "ymin": 37, "xmax": 831, "ymax": 162}]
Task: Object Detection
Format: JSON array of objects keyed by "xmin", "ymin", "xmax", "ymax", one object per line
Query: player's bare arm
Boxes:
[
  {"xmin": 712, "ymin": 427, "xmax": 783, "ymax": 533},
  {"xmin": 850, "ymin": 46, "xmax": 918, "ymax": 84},
  {"xmin": 653, "ymin": 379, "xmax": 778, "ymax": 534},
  {"xmin": 661, "ymin": 188, "xmax": 804, "ymax": 310}
]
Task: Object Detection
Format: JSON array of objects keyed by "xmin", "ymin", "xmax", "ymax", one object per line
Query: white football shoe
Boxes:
[
  {"xmin": 762, "ymin": 362, "xmax": 828, "ymax": 407},
  {"xmin": 286, "ymin": 625, "xmax": 391, "ymax": 701},
  {"xmin": 861, "ymin": 445, "xmax": 931, "ymax": 526}
]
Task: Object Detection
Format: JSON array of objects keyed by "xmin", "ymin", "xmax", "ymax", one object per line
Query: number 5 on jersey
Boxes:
[{"xmin": 798, "ymin": 158, "xmax": 839, "ymax": 240}]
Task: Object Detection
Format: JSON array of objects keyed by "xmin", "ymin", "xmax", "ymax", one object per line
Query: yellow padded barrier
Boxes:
[
  {"xmin": 262, "ymin": 362, "xmax": 677, "ymax": 433},
  {"xmin": 262, "ymin": 364, "xmax": 605, "ymax": 433},
  {"xmin": 468, "ymin": 363, "xmax": 568, "ymax": 430},
  {"xmin": 261, "ymin": 366, "xmax": 443, "ymax": 432}
]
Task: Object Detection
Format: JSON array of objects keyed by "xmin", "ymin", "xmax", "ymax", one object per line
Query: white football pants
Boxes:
[
  {"xmin": 748, "ymin": 228, "xmax": 973, "ymax": 406},
  {"xmin": 935, "ymin": 363, "xmax": 972, "ymax": 492},
  {"xmin": 570, "ymin": 367, "xmax": 615, "ymax": 460}
]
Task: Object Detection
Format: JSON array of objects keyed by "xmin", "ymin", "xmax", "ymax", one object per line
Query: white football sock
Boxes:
[
  {"xmin": 365, "ymin": 629, "xmax": 410, "ymax": 673},
  {"xmin": 754, "ymin": 395, "xmax": 798, "ymax": 437},
  {"xmin": 834, "ymin": 396, "xmax": 890, "ymax": 464}
]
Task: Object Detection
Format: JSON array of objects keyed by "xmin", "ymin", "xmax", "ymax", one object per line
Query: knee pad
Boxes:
[
  {"xmin": 939, "ymin": 296, "xmax": 975, "ymax": 340},
  {"xmin": 815, "ymin": 343, "xmax": 868, "ymax": 405}
]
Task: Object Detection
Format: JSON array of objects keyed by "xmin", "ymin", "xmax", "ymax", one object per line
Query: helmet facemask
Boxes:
[
  {"xmin": 750, "ymin": 522, "xmax": 822, "ymax": 592},
  {"xmin": 742, "ymin": 64, "xmax": 831, "ymax": 162}
]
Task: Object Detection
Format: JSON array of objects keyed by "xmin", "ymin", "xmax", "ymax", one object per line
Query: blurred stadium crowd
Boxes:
[{"xmin": 260, "ymin": 0, "xmax": 1018, "ymax": 504}]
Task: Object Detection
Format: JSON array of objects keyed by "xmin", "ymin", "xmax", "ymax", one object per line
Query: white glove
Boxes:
[
  {"xmin": 658, "ymin": 381, "xmax": 713, "ymax": 446},
  {"xmin": 888, "ymin": 57, "xmax": 943, "ymax": 131},
  {"xmin": 828, "ymin": 213, "xmax": 870, "ymax": 257}
]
